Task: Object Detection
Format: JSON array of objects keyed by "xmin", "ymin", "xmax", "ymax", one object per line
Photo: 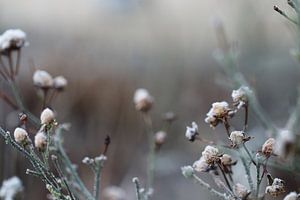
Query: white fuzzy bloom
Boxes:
[
  {"xmin": 181, "ymin": 166, "xmax": 194, "ymax": 178},
  {"xmin": 0, "ymin": 29, "xmax": 27, "ymax": 52},
  {"xmin": 201, "ymin": 145, "xmax": 219, "ymax": 164},
  {"xmin": 13, "ymin": 128, "xmax": 28, "ymax": 144},
  {"xmin": 103, "ymin": 186, "xmax": 127, "ymax": 200},
  {"xmin": 193, "ymin": 157, "xmax": 209, "ymax": 172},
  {"xmin": 262, "ymin": 138, "xmax": 276, "ymax": 156},
  {"xmin": 95, "ymin": 155, "xmax": 107, "ymax": 164},
  {"xmin": 229, "ymin": 131, "xmax": 244, "ymax": 146},
  {"xmin": 53, "ymin": 76, "xmax": 68, "ymax": 90},
  {"xmin": 0, "ymin": 176, "xmax": 23, "ymax": 200},
  {"xmin": 205, "ymin": 101, "xmax": 231, "ymax": 127},
  {"xmin": 82, "ymin": 157, "xmax": 94, "ymax": 165},
  {"xmin": 232, "ymin": 86, "xmax": 251, "ymax": 109},
  {"xmin": 265, "ymin": 178, "xmax": 285, "ymax": 197},
  {"xmin": 275, "ymin": 129, "xmax": 295, "ymax": 158},
  {"xmin": 33, "ymin": 70, "xmax": 53, "ymax": 88},
  {"xmin": 233, "ymin": 183, "xmax": 249, "ymax": 199},
  {"xmin": 40, "ymin": 108, "xmax": 55, "ymax": 124},
  {"xmin": 185, "ymin": 122, "xmax": 198, "ymax": 141},
  {"xmin": 34, "ymin": 131, "xmax": 47, "ymax": 151},
  {"xmin": 154, "ymin": 131, "xmax": 167, "ymax": 145},
  {"xmin": 283, "ymin": 192, "xmax": 299, "ymax": 200},
  {"xmin": 220, "ymin": 154, "xmax": 232, "ymax": 165},
  {"xmin": 133, "ymin": 88, "xmax": 154, "ymax": 112}
]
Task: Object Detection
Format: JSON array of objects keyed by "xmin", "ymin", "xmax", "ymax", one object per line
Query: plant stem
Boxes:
[
  {"xmin": 55, "ymin": 127, "xmax": 94, "ymax": 200},
  {"xmin": 240, "ymin": 155, "xmax": 254, "ymax": 191},
  {"xmin": 242, "ymin": 143, "xmax": 257, "ymax": 166},
  {"xmin": 192, "ymin": 174, "xmax": 227, "ymax": 199},
  {"xmin": 217, "ymin": 163, "xmax": 232, "ymax": 191},
  {"xmin": 9, "ymin": 80, "xmax": 40, "ymax": 126},
  {"xmin": 133, "ymin": 178, "xmax": 142, "ymax": 200},
  {"xmin": 142, "ymin": 113, "xmax": 156, "ymax": 190},
  {"xmin": 256, "ymin": 162, "xmax": 261, "ymax": 199}
]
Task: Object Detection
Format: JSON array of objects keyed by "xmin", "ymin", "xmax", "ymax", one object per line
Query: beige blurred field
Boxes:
[{"xmin": 0, "ymin": 0, "xmax": 300, "ymax": 199}]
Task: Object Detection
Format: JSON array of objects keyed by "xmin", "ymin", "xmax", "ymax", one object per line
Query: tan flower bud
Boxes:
[
  {"xmin": 133, "ymin": 89, "xmax": 154, "ymax": 112},
  {"xmin": 201, "ymin": 145, "xmax": 219, "ymax": 164},
  {"xmin": 262, "ymin": 138, "xmax": 275, "ymax": 157},
  {"xmin": 33, "ymin": 70, "xmax": 53, "ymax": 89},
  {"xmin": 154, "ymin": 131, "xmax": 167, "ymax": 145},
  {"xmin": 40, "ymin": 108, "xmax": 55, "ymax": 124},
  {"xmin": 13, "ymin": 128, "xmax": 28, "ymax": 144},
  {"xmin": 220, "ymin": 154, "xmax": 232, "ymax": 165},
  {"xmin": 34, "ymin": 132, "xmax": 47, "ymax": 151},
  {"xmin": 53, "ymin": 76, "xmax": 67, "ymax": 90},
  {"xmin": 229, "ymin": 131, "xmax": 244, "ymax": 146}
]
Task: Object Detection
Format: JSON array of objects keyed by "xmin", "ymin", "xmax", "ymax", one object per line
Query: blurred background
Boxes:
[{"xmin": 0, "ymin": 0, "xmax": 300, "ymax": 199}]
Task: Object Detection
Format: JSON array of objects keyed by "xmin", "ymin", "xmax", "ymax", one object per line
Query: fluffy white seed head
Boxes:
[
  {"xmin": 232, "ymin": 86, "xmax": 251, "ymax": 109},
  {"xmin": 133, "ymin": 88, "xmax": 154, "ymax": 112},
  {"xmin": 205, "ymin": 101, "xmax": 231, "ymax": 128},
  {"xmin": 154, "ymin": 131, "xmax": 167, "ymax": 145},
  {"xmin": 53, "ymin": 76, "xmax": 67, "ymax": 90},
  {"xmin": 229, "ymin": 131, "xmax": 244, "ymax": 146},
  {"xmin": 103, "ymin": 186, "xmax": 127, "ymax": 200},
  {"xmin": 193, "ymin": 157, "xmax": 209, "ymax": 172},
  {"xmin": 0, "ymin": 176, "xmax": 23, "ymax": 200},
  {"xmin": 265, "ymin": 178, "xmax": 285, "ymax": 197},
  {"xmin": 283, "ymin": 192, "xmax": 299, "ymax": 200},
  {"xmin": 13, "ymin": 128, "xmax": 28, "ymax": 144},
  {"xmin": 33, "ymin": 70, "xmax": 53, "ymax": 88},
  {"xmin": 220, "ymin": 154, "xmax": 232, "ymax": 165},
  {"xmin": 0, "ymin": 29, "xmax": 27, "ymax": 53},
  {"xmin": 34, "ymin": 132, "xmax": 47, "ymax": 152},
  {"xmin": 262, "ymin": 138, "xmax": 276, "ymax": 157},
  {"xmin": 40, "ymin": 108, "xmax": 55, "ymax": 124},
  {"xmin": 185, "ymin": 122, "xmax": 198, "ymax": 141},
  {"xmin": 233, "ymin": 183, "xmax": 250, "ymax": 199},
  {"xmin": 201, "ymin": 145, "xmax": 219, "ymax": 164}
]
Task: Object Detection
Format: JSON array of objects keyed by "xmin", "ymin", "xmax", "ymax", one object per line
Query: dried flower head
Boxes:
[
  {"xmin": 53, "ymin": 76, "xmax": 68, "ymax": 90},
  {"xmin": 229, "ymin": 131, "xmax": 245, "ymax": 146},
  {"xmin": 0, "ymin": 29, "xmax": 27, "ymax": 54},
  {"xmin": 265, "ymin": 178, "xmax": 285, "ymax": 197},
  {"xmin": 185, "ymin": 122, "xmax": 198, "ymax": 142},
  {"xmin": 233, "ymin": 183, "xmax": 250, "ymax": 199},
  {"xmin": 275, "ymin": 129, "xmax": 295, "ymax": 158},
  {"xmin": 133, "ymin": 88, "xmax": 154, "ymax": 112},
  {"xmin": 34, "ymin": 131, "xmax": 47, "ymax": 152},
  {"xmin": 94, "ymin": 155, "xmax": 107, "ymax": 165},
  {"xmin": 262, "ymin": 138, "xmax": 276, "ymax": 157},
  {"xmin": 13, "ymin": 127, "xmax": 28, "ymax": 144},
  {"xmin": 33, "ymin": 70, "xmax": 53, "ymax": 89},
  {"xmin": 103, "ymin": 186, "xmax": 127, "ymax": 200},
  {"xmin": 40, "ymin": 108, "xmax": 55, "ymax": 124},
  {"xmin": 201, "ymin": 145, "xmax": 219, "ymax": 164},
  {"xmin": 220, "ymin": 154, "xmax": 232, "ymax": 166},
  {"xmin": 283, "ymin": 192, "xmax": 299, "ymax": 200},
  {"xmin": 0, "ymin": 176, "xmax": 23, "ymax": 200},
  {"xmin": 232, "ymin": 86, "xmax": 251, "ymax": 109},
  {"xmin": 181, "ymin": 165, "xmax": 194, "ymax": 178},
  {"xmin": 205, "ymin": 101, "xmax": 232, "ymax": 128},
  {"xmin": 154, "ymin": 131, "xmax": 167, "ymax": 146},
  {"xmin": 193, "ymin": 157, "xmax": 209, "ymax": 172}
]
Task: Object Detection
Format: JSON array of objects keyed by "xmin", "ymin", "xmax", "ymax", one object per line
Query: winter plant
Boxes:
[
  {"xmin": 0, "ymin": 29, "xmax": 110, "ymax": 200},
  {"xmin": 2, "ymin": 1, "xmax": 300, "ymax": 200},
  {"xmin": 181, "ymin": 1, "xmax": 300, "ymax": 200}
]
